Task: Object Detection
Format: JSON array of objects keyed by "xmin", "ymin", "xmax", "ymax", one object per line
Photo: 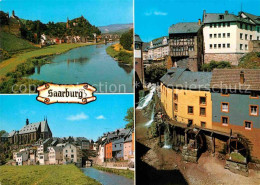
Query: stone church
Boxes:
[{"xmin": 8, "ymin": 118, "xmax": 52, "ymax": 145}]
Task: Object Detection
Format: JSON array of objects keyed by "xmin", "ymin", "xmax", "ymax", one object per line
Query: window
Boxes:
[
  {"xmin": 218, "ymin": 33, "xmax": 221, "ymax": 38},
  {"xmin": 71, "ymin": 149, "xmax": 73, "ymax": 152},
  {"xmin": 188, "ymin": 106, "xmax": 194, "ymax": 114},
  {"xmin": 219, "ymin": 15, "xmax": 224, "ymax": 20},
  {"xmin": 223, "ymin": 23, "xmax": 226, "ymax": 27},
  {"xmin": 227, "ymin": 43, "xmax": 230, "ymax": 48},
  {"xmin": 223, "ymin": 44, "xmax": 226, "ymax": 48},
  {"xmin": 227, "ymin": 23, "xmax": 230, "ymax": 27},
  {"xmin": 200, "ymin": 107, "xmax": 206, "ymax": 116},
  {"xmin": 246, "ymin": 24, "xmax": 248, "ymax": 30},
  {"xmin": 244, "ymin": 121, "xmax": 252, "ymax": 130},
  {"xmin": 223, "ymin": 33, "xmax": 226, "ymax": 38},
  {"xmin": 200, "ymin": 97, "xmax": 206, "ymax": 105},
  {"xmin": 174, "ymin": 93, "xmax": 178, "ymax": 101},
  {"xmin": 240, "ymin": 44, "xmax": 243, "ymax": 50},
  {"xmin": 214, "ymin": 44, "xmax": 217, "ymax": 49},
  {"xmin": 71, "ymin": 154, "xmax": 74, "ymax": 158},
  {"xmin": 201, "ymin": 122, "xmax": 206, "ymax": 128},
  {"xmin": 245, "ymin": 44, "xmax": 248, "ymax": 50},
  {"xmin": 210, "ymin": 44, "xmax": 212, "ymax": 49},
  {"xmin": 210, "ymin": 34, "xmax": 212, "ymax": 38},
  {"xmin": 66, "ymin": 150, "xmax": 68, "ymax": 153},
  {"xmin": 221, "ymin": 90, "xmax": 229, "ymax": 96},
  {"xmin": 250, "ymin": 35, "xmax": 252, "ymax": 40},
  {"xmin": 218, "ymin": 44, "xmax": 221, "ymax": 48},
  {"xmin": 250, "ymin": 91, "xmax": 259, "ymax": 99},
  {"xmin": 221, "ymin": 116, "xmax": 229, "ymax": 125},
  {"xmin": 210, "ymin": 24, "xmax": 212, "ymax": 28},
  {"xmin": 214, "ymin": 34, "xmax": 217, "ymax": 38},
  {"xmin": 188, "ymin": 119, "xmax": 193, "ymax": 125},
  {"xmin": 214, "ymin": 23, "xmax": 217, "ymax": 28},
  {"xmin": 227, "ymin": 33, "xmax": 230, "ymax": 38},
  {"xmin": 240, "ymin": 33, "xmax": 243, "ymax": 39},
  {"xmin": 221, "ymin": 102, "xmax": 229, "ymax": 112},
  {"xmin": 172, "ymin": 103, "xmax": 177, "ymax": 112},
  {"xmin": 245, "ymin": 34, "xmax": 248, "ymax": 40},
  {"xmin": 218, "ymin": 23, "xmax": 221, "ymax": 27},
  {"xmin": 240, "ymin": 23, "xmax": 243, "ymax": 29},
  {"xmin": 249, "ymin": 105, "xmax": 258, "ymax": 116}
]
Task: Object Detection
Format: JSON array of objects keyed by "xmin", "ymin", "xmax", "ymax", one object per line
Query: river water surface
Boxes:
[
  {"xmin": 81, "ymin": 167, "xmax": 133, "ymax": 185},
  {"xmin": 28, "ymin": 43, "xmax": 133, "ymax": 93}
]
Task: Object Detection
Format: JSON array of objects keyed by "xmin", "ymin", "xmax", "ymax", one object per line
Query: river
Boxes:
[
  {"xmin": 28, "ymin": 43, "xmax": 133, "ymax": 93},
  {"xmin": 81, "ymin": 167, "xmax": 133, "ymax": 185}
]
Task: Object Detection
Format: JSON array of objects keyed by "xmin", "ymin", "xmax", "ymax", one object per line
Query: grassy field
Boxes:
[
  {"xmin": 106, "ymin": 43, "xmax": 133, "ymax": 66},
  {"xmin": 0, "ymin": 31, "xmax": 36, "ymax": 53},
  {"xmin": 0, "ymin": 165, "xmax": 101, "ymax": 185},
  {"xmin": 0, "ymin": 43, "xmax": 92, "ymax": 80},
  {"xmin": 93, "ymin": 165, "xmax": 134, "ymax": 179}
]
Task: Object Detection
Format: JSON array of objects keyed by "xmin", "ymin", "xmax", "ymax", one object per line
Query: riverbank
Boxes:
[
  {"xmin": 93, "ymin": 165, "xmax": 134, "ymax": 179},
  {"xmin": 0, "ymin": 165, "xmax": 101, "ymax": 185},
  {"xmin": 0, "ymin": 43, "xmax": 100, "ymax": 80},
  {"xmin": 106, "ymin": 43, "xmax": 133, "ymax": 67},
  {"xmin": 0, "ymin": 42, "xmax": 102, "ymax": 93}
]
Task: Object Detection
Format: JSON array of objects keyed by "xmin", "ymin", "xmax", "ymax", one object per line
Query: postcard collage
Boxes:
[{"xmin": 0, "ymin": 0, "xmax": 260, "ymax": 184}]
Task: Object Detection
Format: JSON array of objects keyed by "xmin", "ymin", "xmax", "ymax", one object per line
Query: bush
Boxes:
[{"xmin": 201, "ymin": 60, "xmax": 231, "ymax": 71}]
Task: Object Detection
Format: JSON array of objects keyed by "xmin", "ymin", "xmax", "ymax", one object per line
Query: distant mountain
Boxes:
[{"xmin": 98, "ymin": 23, "xmax": 133, "ymax": 34}]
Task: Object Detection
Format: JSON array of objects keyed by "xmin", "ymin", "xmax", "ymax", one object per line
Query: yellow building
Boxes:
[{"xmin": 160, "ymin": 68, "xmax": 212, "ymax": 129}]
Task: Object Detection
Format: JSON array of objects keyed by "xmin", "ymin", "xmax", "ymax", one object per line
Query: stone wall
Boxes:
[
  {"xmin": 249, "ymin": 40, "xmax": 260, "ymax": 52},
  {"xmin": 225, "ymin": 160, "xmax": 249, "ymax": 176},
  {"xmin": 182, "ymin": 145, "xmax": 198, "ymax": 163},
  {"xmin": 204, "ymin": 53, "xmax": 244, "ymax": 66}
]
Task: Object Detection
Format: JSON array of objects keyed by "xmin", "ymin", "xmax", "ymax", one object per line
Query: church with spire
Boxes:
[{"xmin": 8, "ymin": 118, "xmax": 52, "ymax": 145}]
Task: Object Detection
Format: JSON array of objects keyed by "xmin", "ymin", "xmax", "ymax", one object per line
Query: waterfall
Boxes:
[
  {"xmin": 145, "ymin": 103, "xmax": 155, "ymax": 127},
  {"xmin": 136, "ymin": 85, "xmax": 156, "ymax": 110},
  {"xmin": 163, "ymin": 124, "xmax": 172, "ymax": 149}
]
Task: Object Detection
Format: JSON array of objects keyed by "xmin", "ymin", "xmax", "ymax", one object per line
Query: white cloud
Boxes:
[
  {"xmin": 96, "ymin": 115, "xmax": 106, "ymax": 120},
  {"xmin": 144, "ymin": 10, "xmax": 168, "ymax": 16},
  {"xmin": 67, "ymin": 112, "xmax": 88, "ymax": 121}
]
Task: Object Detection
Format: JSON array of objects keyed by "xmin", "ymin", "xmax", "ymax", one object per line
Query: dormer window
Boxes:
[{"xmin": 219, "ymin": 15, "xmax": 224, "ymax": 19}]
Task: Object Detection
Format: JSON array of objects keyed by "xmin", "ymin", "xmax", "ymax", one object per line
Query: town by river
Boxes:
[
  {"xmin": 81, "ymin": 167, "xmax": 134, "ymax": 185},
  {"xmin": 28, "ymin": 43, "xmax": 133, "ymax": 93}
]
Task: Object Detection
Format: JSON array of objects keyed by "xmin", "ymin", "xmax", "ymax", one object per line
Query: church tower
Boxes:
[{"xmin": 66, "ymin": 17, "xmax": 70, "ymax": 29}]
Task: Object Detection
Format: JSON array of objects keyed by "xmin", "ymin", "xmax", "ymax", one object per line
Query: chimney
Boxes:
[
  {"xmin": 198, "ymin": 19, "xmax": 201, "ymax": 25},
  {"xmin": 26, "ymin": 118, "xmax": 29, "ymax": 125},
  {"xmin": 240, "ymin": 71, "xmax": 245, "ymax": 84},
  {"xmin": 225, "ymin": 10, "xmax": 228, "ymax": 15},
  {"xmin": 12, "ymin": 10, "xmax": 15, "ymax": 17},
  {"xmin": 203, "ymin": 10, "xmax": 206, "ymax": 20}
]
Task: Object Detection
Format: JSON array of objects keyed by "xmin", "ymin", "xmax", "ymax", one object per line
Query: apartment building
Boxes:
[
  {"xmin": 148, "ymin": 36, "xmax": 169, "ymax": 61},
  {"xmin": 203, "ymin": 10, "xmax": 260, "ymax": 65}
]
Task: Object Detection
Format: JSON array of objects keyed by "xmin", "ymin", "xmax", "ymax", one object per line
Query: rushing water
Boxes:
[
  {"xmin": 81, "ymin": 167, "xmax": 133, "ymax": 185},
  {"xmin": 163, "ymin": 124, "xmax": 172, "ymax": 149},
  {"xmin": 28, "ymin": 43, "xmax": 133, "ymax": 93},
  {"xmin": 136, "ymin": 85, "xmax": 156, "ymax": 109},
  {"xmin": 145, "ymin": 103, "xmax": 155, "ymax": 127}
]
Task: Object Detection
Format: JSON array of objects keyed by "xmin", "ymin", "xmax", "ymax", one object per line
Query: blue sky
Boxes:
[
  {"xmin": 0, "ymin": 94, "xmax": 133, "ymax": 141},
  {"xmin": 135, "ymin": 0, "xmax": 260, "ymax": 42},
  {"xmin": 0, "ymin": 0, "xmax": 133, "ymax": 26}
]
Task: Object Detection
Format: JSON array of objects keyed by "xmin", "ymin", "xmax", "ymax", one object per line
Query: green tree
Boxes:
[
  {"xmin": 0, "ymin": 130, "xmax": 7, "ymax": 137},
  {"xmin": 120, "ymin": 29, "xmax": 133, "ymax": 51},
  {"xmin": 145, "ymin": 64, "xmax": 167, "ymax": 83},
  {"xmin": 124, "ymin": 107, "xmax": 134, "ymax": 129},
  {"xmin": 201, "ymin": 60, "xmax": 231, "ymax": 72}
]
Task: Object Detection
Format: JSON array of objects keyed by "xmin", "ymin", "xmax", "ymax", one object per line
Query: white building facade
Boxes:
[
  {"xmin": 148, "ymin": 36, "xmax": 169, "ymax": 61},
  {"xmin": 203, "ymin": 10, "xmax": 260, "ymax": 65}
]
